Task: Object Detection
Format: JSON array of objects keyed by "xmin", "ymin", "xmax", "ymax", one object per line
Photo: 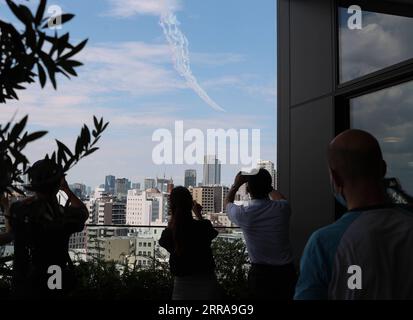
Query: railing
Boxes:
[
  {"xmin": 0, "ymin": 224, "xmax": 248, "ymax": 299},
  {"xmin": 1, "ymin": 223, "xmax": 244, "ymax": 261}
]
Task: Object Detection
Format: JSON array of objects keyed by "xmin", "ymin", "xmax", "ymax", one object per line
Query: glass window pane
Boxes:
[
  {"xmin": 350, "ymin": 80, "xmax": 413, "ymax": 195},
  {"xmin": 339, "ymin": 6, "xmax": 413, "ymax": 83}
]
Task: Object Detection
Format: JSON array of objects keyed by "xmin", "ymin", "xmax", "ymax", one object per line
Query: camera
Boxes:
[{"xmin": 384, "ymin": 177, "xmax": 413, "ymax": 205}]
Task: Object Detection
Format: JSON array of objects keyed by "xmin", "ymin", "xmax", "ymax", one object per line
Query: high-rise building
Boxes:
[
  {"xmin": 156, "ymin": 177, "xmax": 170, "ymax": 193},
  {"xmin": 192, "ymin": 187, "xmax": 215, "ymax": 214},
  {"xmin": 257, "ymin": 160, "xmax": 277, "ymax": 189},
  {"xmin": 126, "ymin": 189, "xmax": 168, "ymax": 226},
  {"xmin": 93, "ymin": 187, "xmax": 106, "ymax": 200},
  {"xmin": 70, "ymin": 183, "xmax": 87, "ymax": 199},
  {"xmin": 86, "ymin": 186, "xmax": 92, "ymax": 197},
  {"xmin": 191, "ymin": 185, "xmax": 228, "ymax": 214},
  {"xmin": 146, "ymin": 188, "xmax": 165, "ymax": 224},
  {"xmin": 131, "ymin": 182, "xmax": 141, "ymax": 190},
  {"xmin": 126, "ymin": 189, "xmax": 153, "ymax": 226},
  {"xmin": 213, "ymin": 186, "xmax": 230, "ymax": 213},
  {"xmin": 203, "ymin": 155, "xmax": 221, "ymax": 186},
  {"xmin": 144, "ymin": 178, "xmax": 156, "ymax": 191},
  {"xmin": 111, "ymin": 201, "xmax": 127, "ymax": 225},
  {"xmin": 184, "ymin": 169, "xmax": 197, "ymax": 188},
  {"xmin": 115, "ymin": 178, "xmax": 129, "ymax": 199},
  {"xmin": 105, "ymin": 175, "xmax": 116, "ymax": 195},
  {"xmin": 167, "ymin": 180, "xmax": 174, "ymax": 194}
]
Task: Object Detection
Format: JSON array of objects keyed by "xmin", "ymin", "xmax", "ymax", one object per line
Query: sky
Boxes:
[{"xmin": 0, "ymin": 0, "xmax": 277, "ymax": 188}]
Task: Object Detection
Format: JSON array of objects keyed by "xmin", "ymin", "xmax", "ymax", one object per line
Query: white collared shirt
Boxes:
[{"xmin": 227, "ymin": 199, "xmax": 293, "ymax": 266}]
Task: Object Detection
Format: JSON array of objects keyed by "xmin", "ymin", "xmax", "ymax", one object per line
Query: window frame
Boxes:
[{"xmin": 333, "ymin": 0, "xmax": 413, "ymax": 218}]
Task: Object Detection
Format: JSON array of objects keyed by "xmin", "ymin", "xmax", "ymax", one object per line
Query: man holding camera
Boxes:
[
  {"xmin": 225, "ymin": 169, "xmax": 296, "ymax": 300},
  {"xmin": 8, "ymin": 158, "xmax": 89, "ymax": 299}
]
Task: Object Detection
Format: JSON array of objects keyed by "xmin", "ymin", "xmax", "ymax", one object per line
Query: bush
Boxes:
[{"xmin": 0, "ymin": 239, "xmax": 249, "ymax": 300}]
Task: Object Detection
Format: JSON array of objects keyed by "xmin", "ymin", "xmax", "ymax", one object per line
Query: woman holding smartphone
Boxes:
[{"xmin": 159, "ymin": 186, "xmax": 221, "ymax": 300}]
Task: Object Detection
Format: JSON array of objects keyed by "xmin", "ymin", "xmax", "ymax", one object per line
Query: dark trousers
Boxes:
[{"xmin": 248, "ymin": 263, "xmax": 297, "ymax": 300}]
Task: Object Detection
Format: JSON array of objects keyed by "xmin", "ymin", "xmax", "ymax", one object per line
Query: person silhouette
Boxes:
[
  {"xmin": 8, "ymin": 158, "xmax": 89, "ymax": 299},
  {"xmin": 226, "ymin": 169, "xmax": 296, "ymax": 300},
  {"xmin": 159, "ymin": 186, "xmax": 221, "ymax": 300},
  {"xmin": 295, "ymin": 129, "xmax": 413, "ymax": 300}
]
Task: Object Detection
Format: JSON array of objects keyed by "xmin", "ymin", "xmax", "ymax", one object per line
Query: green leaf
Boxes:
[
  {"xmin": 75, "ymin": 137, "xmax": 83, "ymax": 158},
  {"xmin": 56, "ymin": 139, "xmax": 73, "ymax": 158},
  {"xmin": 65, "ymin": 60, "xmax": 83, "ymax": 68},
  {"xmin": 60, "ymin": 39, "xmax": 88, "ymax": 60},
  {"xmin": 59, "ymin": 62, "xmax": 77, "ymax": 77},
  {"xmin": 19, "ymin": 5, "xmax": 35, "ymax": 25},
  {"xmin": 93, "ymin": 116, "xmax": 99, "ymax": 129},
  {"xmin": 83, "ymin": 147, "xmax": 99, "ymax": 157},
  {"xmin": 39, "ymin": 51, "xmax": 57, "ymax": 89},
  {"xmin": 102, "ymin": 122, "xmax": 109, "ymax": 132},
  {"xmin": 5, "ymin": 0, "xmax": 32, "ymax": 26},
  {"xmin": 9, "ymin": 116, "xmax": 28, "ymax": 142},
  {"xmin": 58, "ymin": 33, "xmax": 70, "ymax": 56},
  {"xmin": 20, "ymin": 131, "xmax": 48, "ymax": 146},
  {"xmin": 35, "ymin": 0, "xmax": 47, "ymax": 25},
  {"xmin": 37, "ymin": 63, "xmax": 46, "ymax": 88}
]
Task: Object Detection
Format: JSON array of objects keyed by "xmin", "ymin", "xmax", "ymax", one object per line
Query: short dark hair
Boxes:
[
  {"xmin": 247, "ymin": 168, "xmax": 273, "ymax": 199},
  {"xmin": 27, "ymin": 158, "xmax": 64, "ymax": 194}
]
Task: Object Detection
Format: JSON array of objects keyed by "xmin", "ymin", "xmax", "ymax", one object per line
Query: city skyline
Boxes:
[
  {"xmin": 70, "ymin": 158, "xmax": 277, "ymax": 194},
  {"xmin": 0, "ymin": 0, "xmax": 277, "ymax": 188}
]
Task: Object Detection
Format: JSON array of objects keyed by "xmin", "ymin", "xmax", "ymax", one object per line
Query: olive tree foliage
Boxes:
[
  {"xmin": 0, "ymin": 1, "xmax": 108, "ymax": 197},
  {"xmin": 0, "ymin": 0, "xmax": 88, "ymax": 103}
]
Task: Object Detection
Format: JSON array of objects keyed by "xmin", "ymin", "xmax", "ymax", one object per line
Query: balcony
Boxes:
[{"xmin": 0, "ymin": 225, "xmax": 248, "ymax": 300}]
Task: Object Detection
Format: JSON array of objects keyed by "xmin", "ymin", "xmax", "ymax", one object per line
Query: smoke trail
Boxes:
[{"xmin": 160, "ymin": 13, "xmax": 226, "ymax": 112}]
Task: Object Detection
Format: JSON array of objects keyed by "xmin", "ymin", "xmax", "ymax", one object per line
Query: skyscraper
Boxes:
[
  {"xmin": 105, "ymin": 175, "xmax": 116, "ymax": 195},
  {"xmin": 156, "ymin": 177, "xmax": 170, "ymax": 193},
  {"xmin": 126, "ymin": 189, "xmax": 152, "ymax": 226},
  {"xmin": 184, "ymin": 169, "xmax": 197, "ymax": 188},
  {"xmin": 144, "ymin": 178, "xmax": 156, "ymax": 191},
  {"xmin": 203, "ymin": 155, "xmax": 221, "ymax": 186},
  {"xmin": 191, "ymin": 185, "xmax": 229, "ymax": 214},
  {"xmin": 257, "ymin": 160, "xmax": 277, "ymax": 189},
  {"xmin": 115, "ymin": 178, "xmax": 129, "ymax": 199},
  {"xmin": 131, "ymin": 182, "xmax": 141, "ymax": 190}
]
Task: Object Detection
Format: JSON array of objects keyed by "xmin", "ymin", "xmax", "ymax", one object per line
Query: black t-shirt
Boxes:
[
  {"xmin": 9, "ymin": 197, "xmax": 87, "ymax": 295},
  {"xmin": 159, "ymin": 219, "xmax": 218, "ymax": 277}
]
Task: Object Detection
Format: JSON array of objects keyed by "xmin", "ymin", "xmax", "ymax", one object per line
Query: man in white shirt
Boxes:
[{"xmin": 225, "ymin": 169, "xmax": 296, "ymax": 300}]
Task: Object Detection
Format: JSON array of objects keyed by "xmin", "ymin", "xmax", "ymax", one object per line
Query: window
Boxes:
[
  {"xmin": 339, "ymin": 4, "xmax": 413, "ymax": 83},
  {"xmin": 350, "ymin": 80, "xmax": 413, "ymax": 195}
]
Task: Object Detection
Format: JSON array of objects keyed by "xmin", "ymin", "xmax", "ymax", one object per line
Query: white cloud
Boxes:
[
  {"xmin": 191, "ymin": 53, "xmax": 246, "ymax": 66},
  {"xmin": 106, "ymin": 0, "xmax": 181, "ymax": 17},
  {"xmin": 340, "ymin": 11, "xmax": 413, "ymax": 81}
]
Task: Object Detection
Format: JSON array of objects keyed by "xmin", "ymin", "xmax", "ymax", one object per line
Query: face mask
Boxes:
[{"xmin": 331, "ymin": 182, "xmax": 347, "ymax": 209}]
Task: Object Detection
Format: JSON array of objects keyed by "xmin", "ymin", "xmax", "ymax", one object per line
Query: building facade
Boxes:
[
  {"xmin": 144, "ymin": 178, "xmax": 156, "ymax": 191},
  {"xmin": 105, "ymin": 175, "xmax": 116, "ymax": 195},
  {"xmin": 202, "ymin": 155, "xmax": 221, "ymax": 186},
  {"xmin": 257, "ymin": 160, "xmax": 277, "ymax": 189},
  {"xmin": 184, "ymin": 169, "xmax": 197, "ymax": 188},
  {"xmin": 191, "ymin": 186, "xmax": 229, "ymax": 214},
  {"xmin": 278, "ymin": 0, "xmax": 413, "ymax": 260},
  {"xmin": 126, "ymin": 189, "xmax": 153, "ymax": 226},
  {"xmin": 115, "ymin": 178, "xmax": 130, "ymax": 199}
]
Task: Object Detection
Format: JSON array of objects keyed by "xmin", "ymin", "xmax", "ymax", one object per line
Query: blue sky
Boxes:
[{"xmin": 0, "ymin": 0, "xmax": 277, "ymax": 188}]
